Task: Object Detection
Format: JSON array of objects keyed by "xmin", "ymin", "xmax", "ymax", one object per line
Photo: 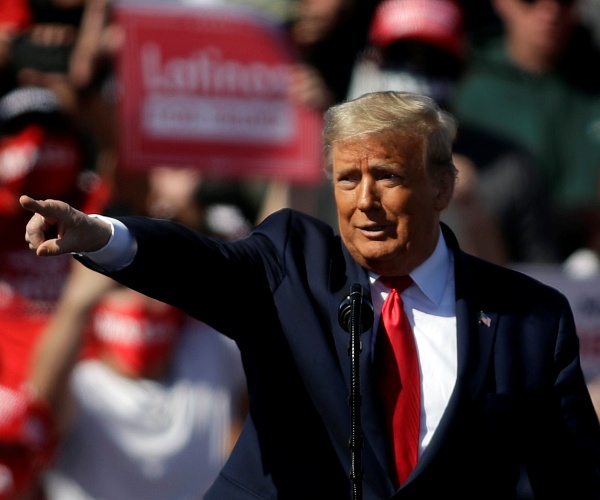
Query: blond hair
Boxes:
[{"xmin": 323, "ymin": 91, "xmax": 458, "ymax": 180}]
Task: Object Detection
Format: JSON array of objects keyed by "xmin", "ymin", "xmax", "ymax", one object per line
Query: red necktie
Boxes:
[{"xmin": 375, "ymin": 275, "xmax": 420, "ymax": 487}]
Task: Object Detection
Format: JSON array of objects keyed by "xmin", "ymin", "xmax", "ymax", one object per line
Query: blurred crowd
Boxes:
[{"xmin": 1, "ymin": 0, "xmax": 600, "ymax": 498}]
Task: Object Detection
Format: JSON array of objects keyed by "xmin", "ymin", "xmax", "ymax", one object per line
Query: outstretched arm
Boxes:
[{"xmin": 20, "ymin": 195, "xmax": 112, "ymax": 256}]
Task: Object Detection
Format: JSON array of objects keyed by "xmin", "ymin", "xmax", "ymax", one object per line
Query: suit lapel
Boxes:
[
  {"xmin": 330, "ymin": 245, "xmax": 374, "ymax": 393},
  {"xmin": 329, "ymin": 247, "xmax": 396, "ymax": 494},
  {"xmin": 330, "ymin": 292, "xmax": 394, "ymax": 493},
  {"xmin": 407, "ymin": 229, "xmax": 498, "ymax": 482}
]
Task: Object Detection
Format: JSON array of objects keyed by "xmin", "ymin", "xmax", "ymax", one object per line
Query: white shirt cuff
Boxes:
[{"xmin": 76, "ymin": 215, "xmax": 137, "ymax": 271}]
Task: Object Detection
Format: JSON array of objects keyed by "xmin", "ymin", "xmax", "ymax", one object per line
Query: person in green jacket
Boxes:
[{"xmin": 452, "ymin": 0, "xmax": 600, "ymax": 260}]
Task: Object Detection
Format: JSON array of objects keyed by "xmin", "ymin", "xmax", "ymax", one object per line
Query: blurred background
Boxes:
[{"xmin": 2, "ymin": 0, "xmax": 600, "ymax": 498}]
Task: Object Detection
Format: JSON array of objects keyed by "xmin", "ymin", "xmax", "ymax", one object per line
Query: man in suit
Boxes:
[{"xmin": 20, "ymin": 91, "xmax": 600, "ymax": 499}]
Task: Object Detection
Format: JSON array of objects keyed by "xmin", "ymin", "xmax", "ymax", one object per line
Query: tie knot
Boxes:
[{"xmin": 381, "ymin": 275, "xmax": 413, "ymax": 293}]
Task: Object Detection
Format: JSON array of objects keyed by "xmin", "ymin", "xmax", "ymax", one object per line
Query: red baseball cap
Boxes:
[
  {"xmin": 91, "ymin": 296, "xmax": 186, "ymax": 378},
  {"xmin": 369, "ymin": 0, "xmax": 465, "ymax": 58},
  {"xmin": 0, "ymin": 121, "xmax": 83, "ymax": 215}
]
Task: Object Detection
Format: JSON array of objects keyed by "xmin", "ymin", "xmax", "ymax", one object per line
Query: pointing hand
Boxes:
[{"xmin": 20, "ymin": 195, "xmax": 112, "ymax": 257}]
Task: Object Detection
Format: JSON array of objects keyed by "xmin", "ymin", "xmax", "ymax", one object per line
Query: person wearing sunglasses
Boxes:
[{"xmin": 453, "ymin": 0, "xmax": 600, "ymax": 264}]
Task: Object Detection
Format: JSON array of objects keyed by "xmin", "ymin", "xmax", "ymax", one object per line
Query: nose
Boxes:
[{"xmin": 356, "ymin": 177, "xmax": 379, "ymax": 211}]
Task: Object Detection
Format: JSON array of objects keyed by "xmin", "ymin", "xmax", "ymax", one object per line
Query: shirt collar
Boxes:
[
  {"xmin": 410, "ymin": 229, "xmax": 452, "ymax": 306},
  {"xmin": 370, "ymin": 228, "xmax": 452, "ymax": 306}
]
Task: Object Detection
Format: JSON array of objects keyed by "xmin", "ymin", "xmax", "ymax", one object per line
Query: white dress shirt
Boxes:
[{"xmin": 370, "ymin": 230, "xmax": 457, "ymax": 455}]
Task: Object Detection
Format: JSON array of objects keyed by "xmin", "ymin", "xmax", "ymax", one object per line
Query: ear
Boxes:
[{"xmin": 434, "ymin": 172, "xmax": 455, "ymax": 211}]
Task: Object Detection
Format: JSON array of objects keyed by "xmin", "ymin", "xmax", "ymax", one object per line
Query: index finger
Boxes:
[{"xmin": 20, "ymin": 196, "xmax": 71, "ymax": 224}]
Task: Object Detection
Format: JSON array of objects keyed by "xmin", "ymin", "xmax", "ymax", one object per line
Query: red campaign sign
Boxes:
[{"xmin": 113, "ymin": 5, "xmax": 324, "ymax": 184}]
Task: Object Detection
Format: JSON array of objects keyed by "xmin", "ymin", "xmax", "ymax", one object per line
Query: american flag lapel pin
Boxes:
[{"xmin": 478, "ymin": 311, "xmax": 492, "ymax": 327}]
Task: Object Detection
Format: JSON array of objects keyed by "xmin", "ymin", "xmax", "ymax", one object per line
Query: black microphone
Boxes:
[{"xmin": 338, "ymin": 283, "xmax": 374, "ymax": 334}]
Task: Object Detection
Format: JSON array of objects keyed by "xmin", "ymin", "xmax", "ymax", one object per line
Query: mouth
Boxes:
[{"xmin": 357, "ymin": 224, "xmax": 390, "ymax": 237}]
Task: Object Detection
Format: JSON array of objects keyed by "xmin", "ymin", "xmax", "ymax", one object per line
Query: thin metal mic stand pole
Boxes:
[
  {"xmin": 348, "ymin": 297, "xmax": 364, "ymax": 500},
  {"xmin": 339, "ymin": 284, "xmax": 373, "ymax": 500}
]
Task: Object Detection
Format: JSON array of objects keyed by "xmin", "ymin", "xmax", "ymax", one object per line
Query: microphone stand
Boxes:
[{"xmin": 339, "ymin": 284, "xmax": 373, "ymax": 500}]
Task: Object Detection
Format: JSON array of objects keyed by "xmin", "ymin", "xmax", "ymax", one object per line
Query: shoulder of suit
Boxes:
[
  {"xmin": 257, "ymin": 208, "xmax": 334, "ymax": 234},
  {"xmin": 463, "ymin": 252, "xmax": 567, "ymax": 303}
]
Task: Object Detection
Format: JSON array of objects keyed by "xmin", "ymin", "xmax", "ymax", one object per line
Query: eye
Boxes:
[
  {"xmin": 335, "ymin": 170, "xmax": 360, "ymax": 188},
  {"xmin": 336, "ymin": 179, "xmax": 358, "ymax": 190},
  {"xmin": 371, "ymin": 163, "xmax": 404, "ymax": 182},
  {"xmin": 375, "ymin": 170, "xmax": 404, "ymax": 185}
]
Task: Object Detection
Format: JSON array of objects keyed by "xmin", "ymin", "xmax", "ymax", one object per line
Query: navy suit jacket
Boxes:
[{"xmin": 81, "ymin": 208, "xmax": 600, "ymax": 499}]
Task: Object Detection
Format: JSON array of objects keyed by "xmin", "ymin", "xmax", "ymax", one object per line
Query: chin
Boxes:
[
  {"xmin": 358, "ymin": 254, "xmax": 396, "ymax": 275},
  {"xmin": 363, "ymin": 247, "xmax": 413, "ymax": 275}
]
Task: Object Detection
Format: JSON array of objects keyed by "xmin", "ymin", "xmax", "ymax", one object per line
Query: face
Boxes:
[
  {"xmin": 291, "ymin": 0, "xmax": 351, "ymax": 47},
  {"xmin": 333, "ymin": 131, "xmax": 453, "ymax": 277},
  {"xmin": 93, "ymin": 291, "xmax": 185, "ymax": 380},
  {"xmin": 496, "ymin": 0, "xmax": 577, "ymax": 57}
]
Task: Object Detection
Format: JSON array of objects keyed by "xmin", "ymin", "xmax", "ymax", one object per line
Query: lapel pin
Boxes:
[{"xmin": 478, "ymin": 311, "xmax": 492, "ymax": 327}]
